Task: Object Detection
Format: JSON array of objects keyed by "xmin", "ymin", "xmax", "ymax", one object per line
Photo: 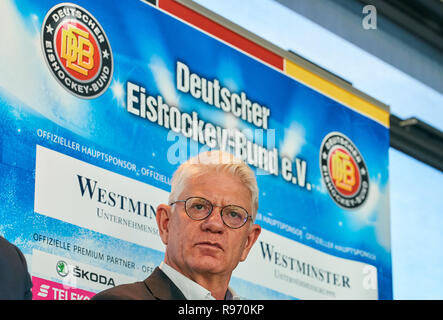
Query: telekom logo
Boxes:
[{"xmin": 32, "ymin": 276, "xmax": 94, "ymax": 300}]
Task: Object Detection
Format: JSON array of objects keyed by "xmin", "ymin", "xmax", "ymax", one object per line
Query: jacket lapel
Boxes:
[{"xmin": 143, "ymin": 267, "xmax": 187, "ymax": 300}]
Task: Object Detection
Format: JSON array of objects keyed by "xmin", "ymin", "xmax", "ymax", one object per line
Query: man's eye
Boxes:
[{"xmin": 229, "ymin": 211, "xmax": 241, "ymax": 218}]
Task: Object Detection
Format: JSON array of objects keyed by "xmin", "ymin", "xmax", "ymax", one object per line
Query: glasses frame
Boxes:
[{"xmin": 170, "ymin": 196, "xmax": 253, "ymax": 229}]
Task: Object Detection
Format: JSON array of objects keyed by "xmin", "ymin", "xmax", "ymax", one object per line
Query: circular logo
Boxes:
[
  {"xmin": 319, "ymin": 132, "xmax": 369, "ymax": 209},
  {"xmin": 41, "ymin": 3, "xmax": 113, "ymax": 99},
  {"xmin": 56, "ymin": 260, "xmax": 69, "ymax": 277}
]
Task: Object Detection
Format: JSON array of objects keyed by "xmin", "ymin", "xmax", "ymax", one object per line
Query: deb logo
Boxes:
[
  {"xmin": 41, "ymin": 3, "xmax": 113, "ymax": 99},
  {"xmin": 320, "ymin": 132, "xmax": 369, "ymax": 209}
]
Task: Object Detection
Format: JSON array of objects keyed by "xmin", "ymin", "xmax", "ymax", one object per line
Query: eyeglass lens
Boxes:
[{"xmin": 185, "ymin": 197, "xmax": 248, "ymax": 228}]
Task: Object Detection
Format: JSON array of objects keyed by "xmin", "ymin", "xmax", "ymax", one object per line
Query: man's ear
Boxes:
[
  {"xmin": 240, "ymin": 224, "xmax": 261, "ymax": 262},
  {"xmin": 156, "ymin": 204, "xmax": 171, "ymax": 245}
]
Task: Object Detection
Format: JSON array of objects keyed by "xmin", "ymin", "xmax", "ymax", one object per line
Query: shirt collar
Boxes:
[
  {"xmin": 159, "ymin": 261, "xmax": 240, "ymax": 300},
  {"xmin": 159, "ymin": 261, "xmax": 215, "ymax": 300}
]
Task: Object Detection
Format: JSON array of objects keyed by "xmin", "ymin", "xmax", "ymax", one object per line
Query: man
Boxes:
[
  {"xmin": 0, "ymin": 235, "xmax": 33, "ymax": 300},
  {"xmin": 92, "ymin": 150, "xmax": 261, "ymax": 300}
]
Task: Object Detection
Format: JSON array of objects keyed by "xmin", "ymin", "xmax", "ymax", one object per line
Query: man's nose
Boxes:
[{"xmin": 200, "ymin": 206, "xmax": 225, "ymax": 233}]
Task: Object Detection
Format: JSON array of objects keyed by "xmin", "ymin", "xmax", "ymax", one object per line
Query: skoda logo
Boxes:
[{"xmin": 56, "ymin": 260, "xmax": 69, "ymax": 277}]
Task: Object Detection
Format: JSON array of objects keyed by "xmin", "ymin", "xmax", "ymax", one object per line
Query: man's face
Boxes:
[{"xmin": 157, "ymin": 171, "xmax": 261, "ymax": 279}]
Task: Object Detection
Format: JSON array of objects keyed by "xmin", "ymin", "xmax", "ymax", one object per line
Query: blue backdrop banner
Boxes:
[{"xmin": 0, "ymin": 0, "xmax": 392, "ymax": 299}]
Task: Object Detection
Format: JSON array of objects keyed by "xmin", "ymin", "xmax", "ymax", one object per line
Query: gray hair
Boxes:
[{"xmin": 168, "ymin": 150, "xmax": 259, "ymax": 217}]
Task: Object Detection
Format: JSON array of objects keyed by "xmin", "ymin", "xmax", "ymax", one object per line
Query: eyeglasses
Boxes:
[{"xmin": 170, "ymin": 196, "xmax": 252, "ymax": 229}]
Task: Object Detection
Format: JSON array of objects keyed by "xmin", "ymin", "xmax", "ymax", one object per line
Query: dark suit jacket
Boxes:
[
  {"xmin": 0, "ymin": 236, "xmax": 33, "ymax": 300},
  {"xmin": 91, "ymin": 267, "xmax": 186, "ymax": 300}
]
